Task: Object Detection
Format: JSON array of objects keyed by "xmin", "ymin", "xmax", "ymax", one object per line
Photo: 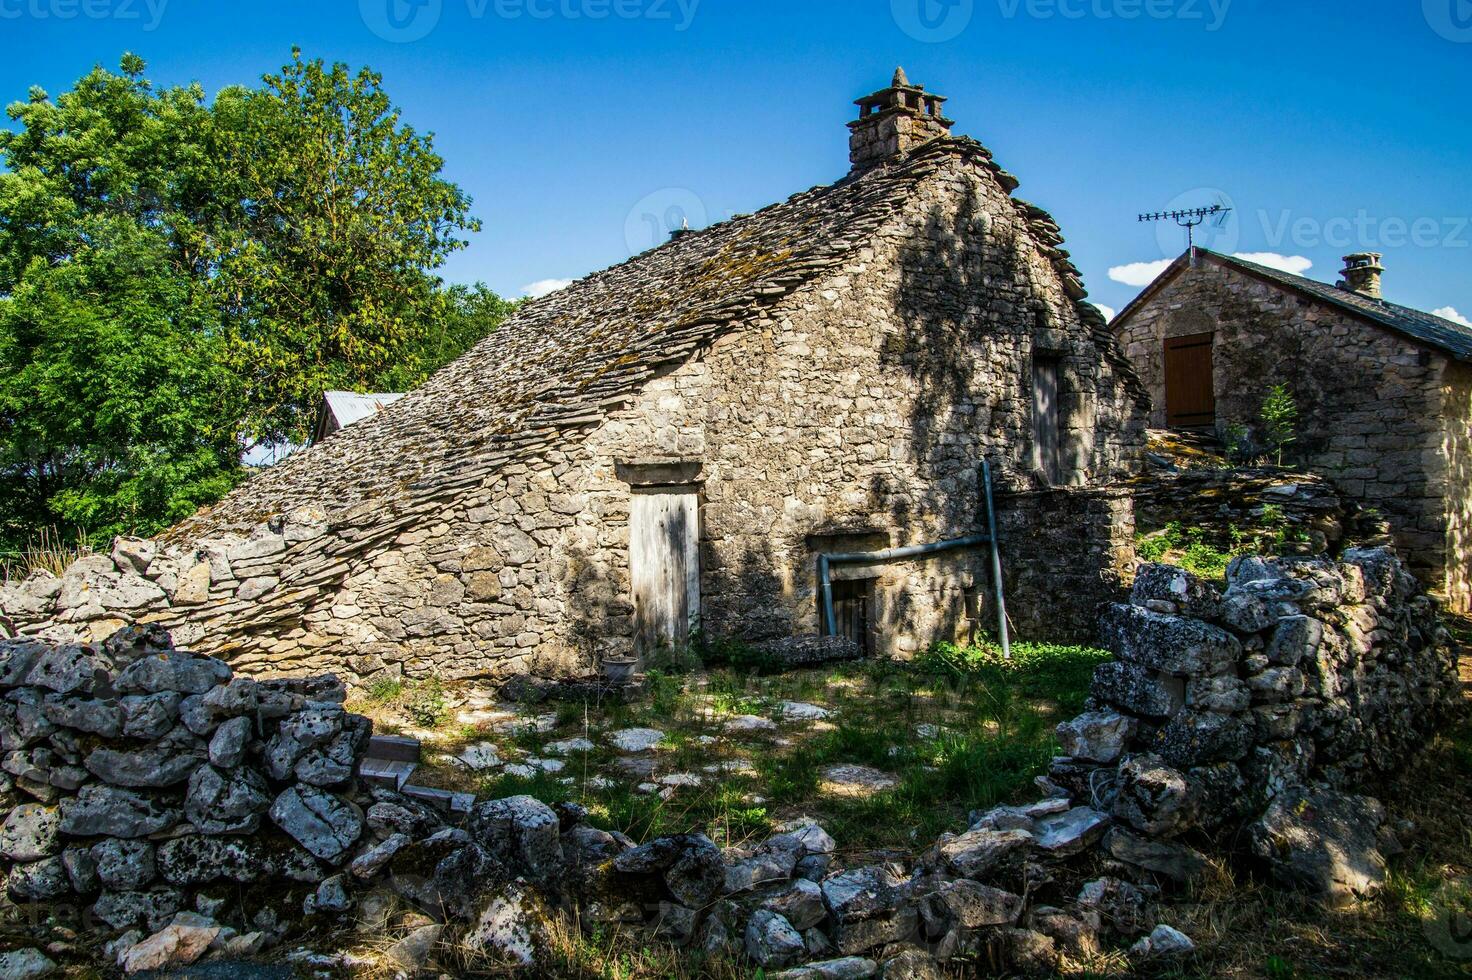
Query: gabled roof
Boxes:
[
  {"xmin": 313, "ymin": 392, "xmax": 406, "ymax": 444},
  {"xmin": 170, "ymin": 136, "xmax": 1132, "ymax": 540},
  {"xmin": 1111, "ymin": 248, "xmax": 1472, "ymax": 363}
]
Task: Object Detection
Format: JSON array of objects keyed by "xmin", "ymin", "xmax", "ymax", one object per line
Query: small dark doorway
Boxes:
[
  {"xmin": 830, "ymin": 579, "xmax": 874, "ymax": 656},
  {"xmin": 1164, "ymin": 333, "xmax": 1216, "ymax": 428}
]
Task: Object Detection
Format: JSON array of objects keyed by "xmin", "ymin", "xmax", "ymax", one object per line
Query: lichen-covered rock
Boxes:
[
  {"xmin": 1248, "ymin": 786, "xmax": 1389, "ymax": 907},
  {"xmin": 59, "ymin": 785, "xmax": 179, "ymax": 838},
  {"xmin": 1150, "ymin": 712, "xmax": 1252, "ymax": 769},
  {"xmin": 1131, "ymin": 564, "xmax": 1222, "ymax": 619},
  {"xmin": 0, "ymin": 947, "xmax": 56, "ymax": 979},
  {"xmin": 759, "ymin": 878, "xmax": 827, "ymax": 931},
  {"xmin": 919, "ymin": 879, "xmax": 1023, "ymax": 930},
  {"xmin": 613, "ymin": 832, "xmax": 725, "ymax": 908},
  {"xmin": 1090, "ymin": 662, "xmax": 1183, "ymax": 719},
  {"xmin": 91, "ymin": 838, "xmax": 157, "ymax": 891},
  {"xmin": 746, "ymin": 909, "xmax": 806, "ymax": 969},
  {"xmin": 1076, "ymin": 877, "xmax": 1153, "ymax": 938},
  {"xmin": 92, "ymin": 886, "xmax": 184, "ymax": 931},
  {"xmin": 1056, "ymin": 711, "xmax": 1135, "ymax": 764},
  {"xmin": 268, "ymin": 785, "xmax": 363, "ymax": 864},
  {"xmin": 1112, "ymin": 755, "xmax": 1193, "ymax": 837},
  {"xmin": 470, "ymin": 795, "xmax": 565, "ymax": 889},
  {"xmin": 156, "ymin": 836, "xmax": 270, "ymax": 886},
  {"xmin": 1100, "ymin": 604, "xmax": 1241, "ymax": 676},
  {"xmin": 84, "ymin": 725, "xmax": 206, "ymax": 788},
  {"xmin": 119, "ymin": 692, "xmax": 180, "ymax": 740},
  {"xmin": 185, "ymin": 765, "xmax": 271, "ymax": 834},
  {"xmin": 113, "ymin": 653, "xmax": 231, "ymax": 696},
  {"xmin": 0, "ymin": 803, "xmax": 61, "ymax": 861},
  {"xmin": 464, "ymin": 881, "xmax": 544, "ymax": 966},
  {"xmin": 935, "ymin": 828, "xmax": 1034, "ymax": 879},
  {"xmin": 5, "ymin": 856, "xmax": 70, "ymax": 900},
  {"xmin": 388, "ymin": 829, "xmax": 495, "ymax": 920},
  {"xmin": 207, "ymin": 716, "xmax": 251, "ymax": 768}
]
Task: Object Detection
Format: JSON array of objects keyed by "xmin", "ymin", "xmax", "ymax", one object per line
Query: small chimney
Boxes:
[
  {"xmin": 847, "ymin": 67, "xmax": 953, "ymax": 172},
  {"xmin": 1338, "ymin": 252, "xmax": 1384, "ymax": 300}
]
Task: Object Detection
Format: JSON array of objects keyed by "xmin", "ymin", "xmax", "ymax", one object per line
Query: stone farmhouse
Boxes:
[
  {"xmin": 1, "ymin": 71, "xmax": 1150, "ymax": 685},
  {"xmin": 1113, "ymin": 248, "xmax": 1472, "ymax": 610}
]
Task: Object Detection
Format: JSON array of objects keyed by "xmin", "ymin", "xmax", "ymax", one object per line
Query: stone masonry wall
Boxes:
[
  {"xmin": 1, "ymin": 152, "xmax": 1148, "ymax": 684},
  {"xmin": 1115, "ymin": 259, "xmax": 1469, "ymax": 610}
]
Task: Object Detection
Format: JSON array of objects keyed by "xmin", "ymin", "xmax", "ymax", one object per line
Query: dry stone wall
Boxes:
[
  {"xmin": 1, "ymin": 148, "xmax": 1148, "ymax": 684},
  {"xmin": 0, "ymin": 548, "xmax": 1460, "ymax": 977},
  {"xmin": 1116, "ymin": 259, "xmax": 1472, "ymax": 610}
]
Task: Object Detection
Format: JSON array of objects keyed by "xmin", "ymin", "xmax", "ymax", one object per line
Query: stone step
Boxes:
[
  {"xmin": 367, "ymin": 735, "xmax": 422, "ymax": 763},
  {"xmin": 359, "ymin": 758, "xmax": 417, "ymax": 792},
  {"xmin": 402, "ymin": 783, "xmax": 476, "ymax": 815}
]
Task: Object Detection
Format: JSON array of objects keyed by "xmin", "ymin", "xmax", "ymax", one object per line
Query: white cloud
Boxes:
[
  {"xmin": 1434, "ymin": 306, "xmax": 1472, "ymax": 327},
  {"xmin": 1091, "ymin": 303, "xmax": 1117, "ymax": 322},
  {"xmin": 521, "ymin": 278, "xmax": 574, "ymax": 299},
  {"xmin": 1233, "ymin": 252, "xmax": 1313, "ymax": 276},
  {"xmin": 1108, "ymin": 259, "xmax": 1174, "ymax": 288}
]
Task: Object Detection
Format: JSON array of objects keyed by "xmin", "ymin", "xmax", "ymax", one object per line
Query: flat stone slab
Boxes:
[
  {"xmin": 726, "ymin": 715, "xmax": 779, "ymax": 734},
  {"xmin": 779, "ymin": 702, "xmax": 832, "ymax": 722},
  {"xmin": 608, "ymin": 728, "xmax": 665, "ymax": 753},
  {"xmin": 819, "ymin": 765, "xmax": 898, "ymax": 797},
  {"xmin": 454, "ymin": 744, "xmax": 502, "ymax": 771},
  {"xmin": 543, "ymin": 738, "xmax": 595, "ymax": 755}
]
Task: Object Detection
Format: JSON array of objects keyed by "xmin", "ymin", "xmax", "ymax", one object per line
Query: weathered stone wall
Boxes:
[
  {"xmin": 1115, "ymin": 258, "xmax": 1469, "ymax": 610},
  {"xmin": 1048, "ymin": 548, "xmax": 1462, "ymax": 903},
  {"xmin": 0, "ymin": 626, "xmax": 378, "ymax": 963},
  {"xmin": 1, "ymin": 151, "xmax": 1148, "ymax": 684},
  {"xmin": 1443, "ymin": 361, "xmax": 1472, "ymax": 610}
]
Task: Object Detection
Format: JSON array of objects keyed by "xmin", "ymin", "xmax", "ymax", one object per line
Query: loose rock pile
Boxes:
[{"xmin": 0, "ymin": 624, "xmax": 375, "ymax": 972}]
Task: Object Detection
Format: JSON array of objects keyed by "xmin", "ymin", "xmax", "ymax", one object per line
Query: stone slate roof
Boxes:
[
  {"xmin": 1113, "ymin": 248, "xmax": 1472, "ymax": 363},
  {"xmin": 172, "ymin": 137, "xmax": 1139, "ymax": 540}
]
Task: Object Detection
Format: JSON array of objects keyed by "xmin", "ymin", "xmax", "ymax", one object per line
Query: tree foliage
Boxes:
[{"xmin": 0, "ymin": 52, "xmax": 503, "ymax": 555}]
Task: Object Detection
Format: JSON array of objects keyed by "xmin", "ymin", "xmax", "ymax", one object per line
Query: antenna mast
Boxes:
[{"xmin": 1138, "ymin": 204, "xmax": 1233, "ymax": 248}]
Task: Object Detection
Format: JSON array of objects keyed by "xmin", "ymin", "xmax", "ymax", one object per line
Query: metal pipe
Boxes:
[
  {"xmin": 983, "ymin": 459, "xmax": 1012, "ymax": 660},
  {"xmin": 818, "ymin": 534, "xmax": 991, "ymax": 642}
]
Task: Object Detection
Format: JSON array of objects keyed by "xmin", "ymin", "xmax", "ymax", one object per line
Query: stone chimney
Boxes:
[
  {"xmin": 1338, "ymin": 252, "xmax": 1385, "ymax": 299},
  {"xmin": 848, "ymin": 67, "xmax": 953, "ymax": 172}
]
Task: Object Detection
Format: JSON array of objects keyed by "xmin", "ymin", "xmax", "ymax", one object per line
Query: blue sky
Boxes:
[{"xmin": 3, "ymin": 0, "xmax": 1469, "ymax": 324}]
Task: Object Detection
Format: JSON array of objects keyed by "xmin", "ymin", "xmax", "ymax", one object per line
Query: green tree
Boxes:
[
  {"xmin": 210, "ymin": 51, "xmax": 481, "ymax": 443},
  {"xmin": 0, "ymin": 52, "xmax": 494, "ymax": 553},
  {"xmin": 1260, "ymin": 383, "xmax": 1299, "ymax": 466}
]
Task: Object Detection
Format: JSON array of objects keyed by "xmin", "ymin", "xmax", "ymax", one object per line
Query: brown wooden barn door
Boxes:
[
  {"xmin": 830, "ymin": 579, "xmax": 874, "ymax": 656},
  {"xmin": 1164, "ymin": 333, "xmax": 1216, "ymax": 428},
  {"xmin": 630, "ymin": 489, "xmax": 701, "ymax": 656}
]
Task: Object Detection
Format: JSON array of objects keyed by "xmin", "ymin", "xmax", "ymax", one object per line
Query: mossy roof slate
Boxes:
[{"xmin": 172, "ymin": 137, "xmax": 1132, "ymax": 540}]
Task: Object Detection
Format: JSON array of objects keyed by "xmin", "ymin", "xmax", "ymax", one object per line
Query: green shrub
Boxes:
[
  {"xmin": 402, "ymin": 678, "xmax": 448, "ymax": 728},
  {"xmin": 1261, "ymin": 383, "xmax": 1299, "ymax": 466}
]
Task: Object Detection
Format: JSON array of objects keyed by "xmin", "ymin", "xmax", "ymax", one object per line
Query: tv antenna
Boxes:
[{"xmin": 1138, "ymin": 203, "xmax": 1233, "ymax": 248}]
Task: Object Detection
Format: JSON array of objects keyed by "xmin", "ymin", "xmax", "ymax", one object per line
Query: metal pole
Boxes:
[{"xmin": 983, "ymin": 460, "xmax": 1012, "ymax": 660}]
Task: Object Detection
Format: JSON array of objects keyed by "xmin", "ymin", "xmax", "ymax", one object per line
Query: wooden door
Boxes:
[
  {"xmin": 630, "ymin": 489, "xmax": 700, "ymax": 655},
  {"xmin": 1164, "ymin": 333, "xmax": 1216, "ymax": 428},
  {"xmin": 830, "ymin": 579, "xmax": 873, "ymax": 656}
]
